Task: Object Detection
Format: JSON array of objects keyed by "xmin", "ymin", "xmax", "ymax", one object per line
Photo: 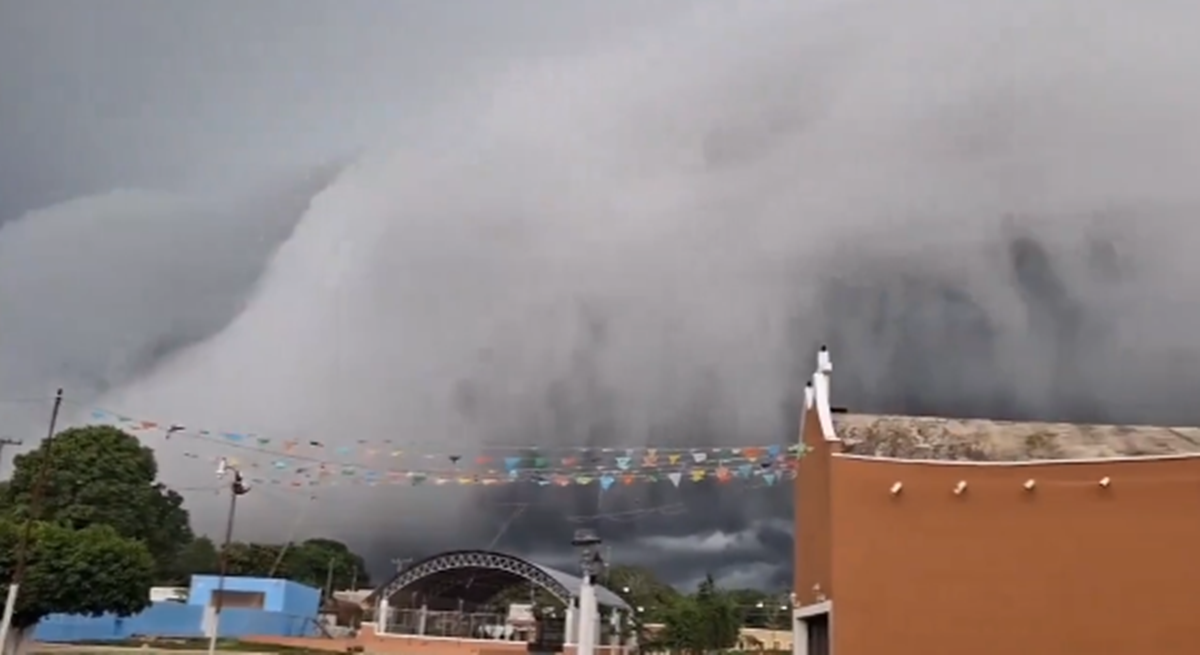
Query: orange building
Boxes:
[{"xmin": 792, "ymin": 346, "xmax": 1200, "ymax": 655}]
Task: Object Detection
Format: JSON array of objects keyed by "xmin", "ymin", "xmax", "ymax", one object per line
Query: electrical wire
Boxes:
[{"xmin": 565, "ymin": 502, "xmax": 688, "ymax": 524}]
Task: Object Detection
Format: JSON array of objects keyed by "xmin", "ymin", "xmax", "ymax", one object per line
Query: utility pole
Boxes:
[
  {"xmin": 207, "ymin": 458, "xmax": 251, "ymax": 655},
  {"xmin": 324, "ymin": 558, "xmax": 335, "ymax": 601},
  {"xmin": 391, "ymin": 557, "xmax": 412, "ymax": 574},
  {"xmin": 0, "ymin": 389, "xmax": 63, "ymax": 655}
]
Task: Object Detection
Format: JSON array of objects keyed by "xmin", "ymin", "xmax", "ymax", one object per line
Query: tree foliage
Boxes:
[
  {"xmin": 0, "ymin": 519, "xmax": 154, "ymax": 628},
  {"xmin": 0, "ymin": 422, "xmax": 376, "ymax": 637},
  {"xmin": 164, "ymin": 535, "xmax": 221, "ymax": 583},
  {"xmin": 208, "ymin": 538, "xmax": 371, "ymax": 591},
  {"xmin": 657, "ymin": 575, "xmax": 742, "ymax": 654},
  {"xmin": 605, "ymin": 564, "xmax": 681, "ymax": 624},
  {"xmin": 729, "ymin": 588, "xmax": 791, "ymax": 629},
  {"xmin": 2, "ymin": 426, "xmax": 193, "ymax": 581}
]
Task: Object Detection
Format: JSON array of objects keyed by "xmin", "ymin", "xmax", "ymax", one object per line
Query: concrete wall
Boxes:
[
  {"xmin": 34, "ymin": 602, "xmax": 317, "ymax": 642},
  {"xmin": 828, "ymin": 454, "xmax": 1200, "ymax": 655}
]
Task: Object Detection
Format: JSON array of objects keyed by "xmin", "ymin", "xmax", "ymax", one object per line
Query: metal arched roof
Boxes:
[{"xmin": 371, "ymin": 549, "xmax": 631, "ymax": 611}]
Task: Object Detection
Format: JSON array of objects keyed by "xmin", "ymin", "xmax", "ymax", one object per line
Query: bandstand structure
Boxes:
[{"xmin": 367, "ymin": 549, "xmax": 633, "ymax": 650}]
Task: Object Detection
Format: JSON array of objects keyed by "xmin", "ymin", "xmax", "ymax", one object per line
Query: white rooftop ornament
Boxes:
[{"xmin": 813, "ymin": 345, "xmax": 838, "ymax": 441}]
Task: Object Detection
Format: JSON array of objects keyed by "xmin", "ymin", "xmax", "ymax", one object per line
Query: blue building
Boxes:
[
  {"xmin": 34, "ymin": 576, "xmax": 322, "ymax": 643},
  {"xmin": 188, "ymin": 575, "xmax": 320, "ymax": 617}
]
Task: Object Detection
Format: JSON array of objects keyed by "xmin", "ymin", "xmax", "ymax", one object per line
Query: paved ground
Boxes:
[{"xmin": 32, "ymin": 646, "xmax": 278, "ymax": 655}]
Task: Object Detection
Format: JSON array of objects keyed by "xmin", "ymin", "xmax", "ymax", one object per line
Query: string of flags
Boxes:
[{"xmin": 89, "ymin": 408, "xmax": 805, "ymax": 490}]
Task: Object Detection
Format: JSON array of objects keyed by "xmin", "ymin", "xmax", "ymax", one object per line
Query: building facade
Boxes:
[{"xmin": 793, "ymin": 347, "xmax": 1200, "ymax": 655}]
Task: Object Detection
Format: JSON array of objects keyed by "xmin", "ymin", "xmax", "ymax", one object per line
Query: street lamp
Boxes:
[
  {"xmin": 571, "ymin": 529, "xmax": 605, "ymax": 655},
  {"xmin": 207, "ymin": 458, "xmax": 251, "ymax": 655}
]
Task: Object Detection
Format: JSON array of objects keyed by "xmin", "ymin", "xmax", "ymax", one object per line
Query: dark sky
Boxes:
[{"xmin": 4, "ymin": 0, "xmax": 1200, "ymax": 590}]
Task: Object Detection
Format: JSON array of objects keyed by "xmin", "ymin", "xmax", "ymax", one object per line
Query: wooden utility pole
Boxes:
[{"xmin": 324, "ymin": 558, "xmax": 336, "ymax": 600}]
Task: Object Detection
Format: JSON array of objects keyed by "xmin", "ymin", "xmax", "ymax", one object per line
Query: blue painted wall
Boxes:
[
  {"xmin": 279, "ymin": 580, "xmax": 321, "ymax": 618},
  {"xmin": 188, "ymin": 575, "xmax": 290, "ymax": 612},
  {"xmin": 33, "ymin": 603, "xmax": 317, "ymax": 642},
  {"xmin": 34, "ymin": 577, "xmax": 323, "ymax": 643}
]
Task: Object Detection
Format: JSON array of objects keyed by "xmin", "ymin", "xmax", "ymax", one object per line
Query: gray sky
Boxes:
[{"xmin": 4, "ymin": 0, "xmax": 1200, "ymax": 590}]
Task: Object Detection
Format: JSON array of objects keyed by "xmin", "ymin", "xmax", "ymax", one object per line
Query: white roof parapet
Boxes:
[{"xmin": 813, "ymin": 345, "xmax": 839, "ymax": 442}]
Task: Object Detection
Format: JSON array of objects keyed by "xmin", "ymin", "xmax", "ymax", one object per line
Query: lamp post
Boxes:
[
  {"xmin": 571, "ymin": 529, "xmax": 604, "ymax": 655},
  {"xmin": 207, "ymin": 458, "xmax": 251, "ymax": 655}
]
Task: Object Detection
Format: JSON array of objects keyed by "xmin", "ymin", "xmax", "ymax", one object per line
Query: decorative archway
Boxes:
[{"xmin": 373, "ymin": 549, "xmax": 576, "ymax": 607}]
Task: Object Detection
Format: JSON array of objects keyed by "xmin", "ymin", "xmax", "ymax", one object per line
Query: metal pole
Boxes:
[
  {"xmin": 0, "ymin": 389, "xmax": 62, "ymax": 655},
  {"xmin": 207, "ymin": 476, "xmax": 240, "ymax": 655}
]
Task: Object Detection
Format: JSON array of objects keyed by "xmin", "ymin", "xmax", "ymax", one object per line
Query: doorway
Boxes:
[
  {"xmin": 794, "ymin": 602, "xmax": 831, "ymax": 655},
  {"xmin": 804, "ymin": 612, "xmax": 829, "ymax": 655}
]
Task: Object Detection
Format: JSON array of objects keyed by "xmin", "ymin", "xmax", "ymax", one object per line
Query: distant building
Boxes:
[
  {"xmin": 793, "ymin": 347, "xmax": 1200, "ymax": 655},
  {"xmin": 189, "ymin": 575, "xmax": 319, "ymax": 616},
  {"xmin": 148, "ymin": 587, "xmax": 188, "ymax": 603},
  {"xmin": 737, "ymin": 627, "xmax": 792, "ymax": 652},
  {"xmin": 322, "ymin": 589, "xmax": 376, "ymax": 629}
]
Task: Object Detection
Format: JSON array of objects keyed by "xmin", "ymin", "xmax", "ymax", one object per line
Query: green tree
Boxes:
[
  {"xmin": 0, "ymin": 519, "xmax": 154, "ymax": 649},
  {"xmin": 207, "ymin": 538, "xmax": 371, "ymax": 592},
  {"xmin": 2, "ymin": 425, "xmax": 194, "ymax": 583},
  {"xmin": 659, "ymin": 594, "xmax": 706, "ymax": 654},
  {"xmin": 604, "ymin": 564, "xmax": 681, "ymax": 636},
  {"xmin": 659, "ymin": 575, "xmax": 742, "ymax": 654},
  {"xmin": 694, "ymin": 574, "xmax": 741, "ymax": 650},
  {"xmin": 282, "ymin": 538, "xmax": 372, "ymax": 591},
  {"xmin": 164, "ymin": 535, "xmax": 220, "ymax": 584},
  {"xmin": 221, "ymin": 542, "xmax": 282, "ymax": 577},
  {"xmin": 606, "ymin": 565, "xmax": 678, "ymax": 607}
]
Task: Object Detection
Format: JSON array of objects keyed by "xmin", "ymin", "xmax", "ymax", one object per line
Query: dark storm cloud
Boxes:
[
  {"xmin": 0, "ymin": 164, "xmax": 343, "ymax": 400},
  {"xmin": 7, "ymin": 0, "xmax": 1200, "ymax": 591}
]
